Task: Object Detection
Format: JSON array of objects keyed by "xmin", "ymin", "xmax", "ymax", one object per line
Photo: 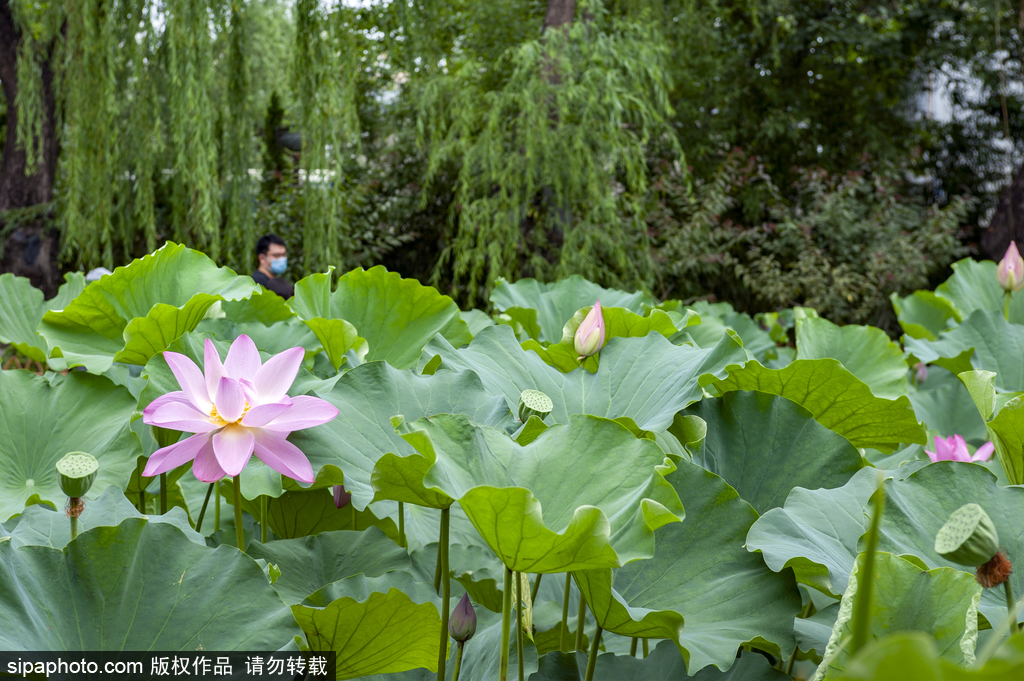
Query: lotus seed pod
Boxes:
[
  {"xmin": 518, "ymin": 390, "xmax": 553, "ymax": 422},
  {"xmin": 55, "ymin": 452, "xmax": 99, "ymax": 499},
  {"xmin": 934, "ymin": 503, "xmax": 1000, "ymax": 567}
]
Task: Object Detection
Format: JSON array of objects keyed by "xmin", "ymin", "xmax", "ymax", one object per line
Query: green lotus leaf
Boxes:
[
  {"xmin": 248, "ymin": 527, "xmax": 409, "ymax": 605},
  {"xmin": 387, "ymin": 413, "xmax": 684, "ymax": 572},
  {"xmin": 986, "ymin": 395, "xmax": 1024, "ymax": 485},
  {"xmin": 680, "ymin": 300, "xmax": 777, "ymax": 362},
  {"xmin": 423, "ymin": 325, "xmax": 747, "ymax": 432},
  {"xmin": 289, "ymin": 266, "xmax": 469, "ymax": 369},
  {"xmin": 38, "ymin": 243, "xmax": 259, "ymax": 372},
  {"xmin": 575, "ymin": 459, "xmax": 800, "ymax": 674},
  {"xmin": 489, "ymin": 275, "xmax": 653, "ymax": 343},
  {"xmin": 292, "ymin": 571, "xmax": 442, "ymax": 679},
  {"xmin": 0, "ymin": 272, "xmax": 84, "ymax": 363},
  {"xmin": 289, "ymin": 360, "xmax": 517, "ymax": 511},
  {"xmin": 904, "ymin": 311, "xmax": 1024, "ymax": 390},
  {"xmin": 2, "ymin": 485, "xmax": 202, "ymax": 549},
  {"xmin": 683, "ymin": 392, "xmax": 864, "ymax": 513},
  {"xmin": 934, "ymin": 257, "xmax": 1024, "ymax": 323},
  {"xmin": 196, "ymin": 316, "xmax": 323, "ymax": 358},
  {"xmin": 524, "ymin": 307, "xmax": 682, "ymax": 373},
  {"xmin": 232, "ymin": 487, "xmax": 399, "ymax": 543},
  {"xmin": 813, "ymin": 552, "xmax": 980, "ymax": 680},
  {"xmin": 462, "ymin": 308, "xmax": 495, "ymax": 335},
  {"xmin": 220, "ymin": 287, "xmax": 296, "ymax": 324},
  {"xmin": 531, "ymin": 642, "xmax": 790, "ymax": 681},
  {"xmin": 0, "ymin": 370, "xmax": 141, "ymax": 523},
  {"xmin": 795, "ymin": 315, "xmax": 908, "ymax": 399},
  {"xmin": 834, "ymin": 631, "xmax": 1024, "ymax": 680},
  {"xmin": 746, "ymin": 467, "xmax": 881, "ymax": 597},
  {"xmin": 890, "ymin": 290, "xmax": 961, "ymax": 341},
  {"xmin": 0, "ymin": 517, "xmax": 300, "ymax": 649},
  {"xmin": 908, "ymin": 380, "xmax": 988, "ymax": 447},
  {"xmin": 700, "ymin": 359, "xmax": 926, "ymax": 452}
]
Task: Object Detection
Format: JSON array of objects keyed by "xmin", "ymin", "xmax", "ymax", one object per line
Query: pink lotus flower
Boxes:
[
  {"xmin": 997, "ymin": 242, "xmax": 1024, "ymax": 292},
  {"xmin": 574, "ymin": 301, "xmax": 606, "ymax": 361},
  {"xmin": 915, "ymin": 362, "xmax": 928, "ymax": 384},
  {"xmin": 142, "ymin": 335, "xmax": 338, "ymax": 483},
  {"xmin": 925, "ymin": 435, "xmax": 995, "ymax": 464}
]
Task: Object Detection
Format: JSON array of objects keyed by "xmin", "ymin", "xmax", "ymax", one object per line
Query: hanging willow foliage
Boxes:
[
  {"xmin": 292, "ymin": 0, "xmax": 359, "ymax": 275},
  {"xmin": 59, "ymin": 0, "xmax": 117, "ymax": 268},
  {"xmin": 419, "ymin": 10, "xmax": 680, "ymax": 304},
  {"xmin": 166, "ymin": 0, "xmax": 222, "ymax": 260},
  {"xmin": 221, "ymin": 1, "xmax": 254, "ymax": 272}
]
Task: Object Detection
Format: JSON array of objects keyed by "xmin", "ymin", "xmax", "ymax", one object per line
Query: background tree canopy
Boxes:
[{"xmin": 1, "ymin": 0, "xmax": 1021, "ymax": 330}]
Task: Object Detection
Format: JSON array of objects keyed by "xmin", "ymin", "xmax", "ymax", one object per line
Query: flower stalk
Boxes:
[
  {"xmin": 233, "ymin": 475, "xmax": 245, "ymax": 553},
  {"xmin": 575, "ymin": 590, "xmax": 587, "ymax": 651},
  {"xmin": 437, "ymin": 507, "xmax": 451, "ymax": 681},
  {"xmin": 584, "ymin": 625, "xmax": 603, "ymax": 681},
  {"xmin": 515, "ymin": 571, "xmax": 525, "ymax": 681},
  {"xmin": 560, "ymin": 573, "xmax": 571, "ymax": 652},
  {"xmin": 500, "ymin": 567, "xmax": 512, "ymax": 681},
  {"xmin": 195, "ymin": 482, "xmax": 215, "ymax": 533}
]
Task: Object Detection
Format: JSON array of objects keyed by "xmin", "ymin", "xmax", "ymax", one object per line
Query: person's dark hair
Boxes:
[{"xmin": 256, "ymin": 234, "xmax": 286, "ymax": 257}]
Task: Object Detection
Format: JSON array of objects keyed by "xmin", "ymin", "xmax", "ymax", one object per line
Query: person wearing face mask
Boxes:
[{"xmin": 251, "ymin": 234, "xmax": 295, "ymax": 299}]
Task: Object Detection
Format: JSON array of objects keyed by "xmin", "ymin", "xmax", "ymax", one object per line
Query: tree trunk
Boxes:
[
  {"xmin": 982, "ymin": 161, "xmax": 1024, "ymax": 260},
  {"xmin": 543, "ymin": 0, "xmax": 575, "ymax": 31}
]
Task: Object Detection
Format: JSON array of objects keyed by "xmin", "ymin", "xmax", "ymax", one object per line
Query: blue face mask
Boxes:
[{"xmin": 269, "ymin": 256, "xmax": 288, "ymax": 275}]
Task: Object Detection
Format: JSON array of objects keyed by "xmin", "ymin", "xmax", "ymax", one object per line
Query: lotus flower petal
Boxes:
[
  {"xmin": 253, "ymin": 429, "xmax": 315, "ymax": 483},
  {"xmin": 215, "ymin": 377, "xmax": 247, "ymax": 424},
  {"xmin": 144, "ymin": 432, "xmax": 214, "ymax": 478},
  {"xmin": 224, "ymin": 334, "xmax": 262, "ymax": 380},
  {"xmin": 259, "ymin": 395, "xmax": 339, "ymax": 432},
  {"xmin": 254, "ymin": 347, "xmax": 305, "ymax": 404},
  {"xmin": 146, "ymin": 400, "xmax": 220, "ymax": 433},
  {"xmin": 212, "ymin": 426, "xmax": 256, "ymax": 476},
  {"xmin": 242, "ymin": 399, "xmax": 294, "ymax": 428},
  {"xmin": 193, "ymin": 439, "xmax": 228, "ymax": 482},
  {"xmin": 998, "ymin": 242, "xmax": 1024, "ymax": 292},
  {"xmin": 204, "ymin": 339, "xmax": 228, "ymax": 403},
  {"xmin": 972, "ymin": 442, "xmax": 995, "ymax": 462},
  {"xmin": 574, "ymin": 300, "xmax": 606, "ymax": 360},
  {"xmin": 163, "ymin": 351, "xmax": 212, "ymax": 412}
]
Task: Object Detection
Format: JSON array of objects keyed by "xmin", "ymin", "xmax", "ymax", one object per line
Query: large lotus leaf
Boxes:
[
  {"xmin": 289, "ymin": 361, "xmax": 516, "ymax": 510},
  {"xmin": 700, "ymin": 359, "xmax": 926, "ymax": 452},
  {"xmin": 38, "ymin": 243, "xmax": 259, "ymax": 372},
  {"xmin": 904, "ymin": 311, "xmax": 1024, "ymax": 390},
  {"xmin": 935, "ymin": 257, "xmax": 1024, "ymax": 323},
  {"xmin": 289, "ymin": 266, "xmax": 469, "ymax": 369},
  {"xmin": 220, "ymin": 287, "xmax": 297, "ymax": 325},
  {"xmin": 575, "ymin": 459, "xmax": 800, "ymax": 674},
  {"xmin": 682, "ymin": 300, "xmax": 777, "ymax": 362},
  {"xmin": 489, "ymin": 275, "xmax": 653, "ymax": 343},
  {"xmin": 986, "ymin": 395, "xmax": 1024, "ymax": 485},
  {"xmin": 795, "ymin": 315, "xmax": 908, "ymax": 399},
  {"xmin": 195, "ymin": 316, "xmax": 323, "ymax": 358},
  {"xmin": 907, "ymin": 381, "xmax": 988, "ymax": 447},
  {"xmin": 746, "ymin": 467, "xmax": 880, "ymax": 597},
  {"xmin": 386, "ymin": 413, "xmax": 684, "ymax": 572},
  {"xmin": 524, "ymin": 307, "xmax": 683, "ymax": 373},
  {"xmin": 531, "ymin": 642, "xmax": 790, "ymax": 681},
  {"xmin": 834, "ymin": 631, "xmax": 1024, "ymax": 681},
  {"xmin": 232, "ymin": 487, "xmax": 400, "ymax": 543},
  {"xmin": 890, "ymin": 290, "xmax": 961, "ymax": 341},
  {"xmin": 292, "ymin": 571, "xmax": 442, "ymax": 679},
  {"xmin": 684, "ymin": 392, "xmax": 864, "ymax": 514},
  {"xmin": 248, "ymin": 527, "xmax": 408, "ymax": 605},
  {"xmin": 0, "ymin": 272, "xmax": 84, "ymax": 362},
  {"xmin": 0, "ymin": 517, "xmax": 300, "ymax": 650},
  {"xmin": 813, "ymin": 552, "xmax": 980, "ymax": 680},
  {"xmin": 423, "ymin": 325, "xmax": 747, "ymax": 432},
  {"xmin": 0, "ymin": 370, "xmax": 141, "ymax": 523},
  {"xmin": 2, "ymin": 485, "xmax": 203, "ymax": 549}
]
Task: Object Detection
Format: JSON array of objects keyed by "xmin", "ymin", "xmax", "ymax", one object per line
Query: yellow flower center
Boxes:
[{"xmin": 209, "ymin": 401, "xmax": 251, "ymax": 427}]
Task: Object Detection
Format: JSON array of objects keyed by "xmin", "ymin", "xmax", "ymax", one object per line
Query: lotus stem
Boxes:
[
  {"xmin": 215, "ymin": 482, "xmax": 221, "ymax": 531},
  {"xmin": 139, "ymin": 488, "xmax": 146, "ymax": 513},
  {"xmin": 515, "ymin": 571, "xmax": 525, "ymax": 681},
  {"xmin": 630, "ymin": 638, "xmax": 638, "ymax": 657},
  {"xmin": 642, "ymin": 638, "xmax": 648, "ymax": 658},
  {"xmin": 437, "ymin": 508, "xmax": 451, "ymax": 681},
  {"xmin": 561, "ymin": 573, "xmax": 571, "ymax": 652},
  {"xmin": 195, "ymin": 482, "xmax": 215, "ymax": 533},
  {"xmin": 232, "ymin": 475, "xmax": 245, "ymax": 553},
  {"xmin": 399, "ymin": 501, "xmax": 406, "ymax": 548},
  {"xmin": 500, "ymin": 567, "xmax": 512, "ymax": 681},
  {"xmin": 434, "ymin": 541, "xmax": 443, "ymax": 593},
  {"xmin": 785, "ymin": 598, "xmax": 814, "ymax": 675},
  {"xmin": 260, "ymin": 495, "xmax": 268, "ymax": 543},
  {"xmin": 451, "ymin": 641, "xmax": 464, "ymax": 681},
  {"xmin": 69, "ymin": 515, "xmax": 78, "ymax": 541},
  {"xmin": 1007, "ymin": 291, "xmax": 1013, "ymax": 321},
  {"xmin": 849, "ymin": 479, "xmax": 885, "ymax": 656},
  {"xmin": 575, "ymin": 589, "xmax": 587, "ymax": 651},
  {"xmin": 160, "ymin": 472, "xmax": 167, "ymax": 513},
  {"xmin": 531, "ymin": 573, "xmax": 543, "ymax": 602},
  {"xmin": 352, "ymin": 502, "xmax": 357, "ymax": 531},
  {"xmin": 584, "ymin": 625, "xmax": 602, "ymax": 681}
]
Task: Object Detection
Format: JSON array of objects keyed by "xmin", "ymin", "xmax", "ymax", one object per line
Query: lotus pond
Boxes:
[{"xmin": 7, "ymin": 243, "xmax": 1024, "ymax": 680}]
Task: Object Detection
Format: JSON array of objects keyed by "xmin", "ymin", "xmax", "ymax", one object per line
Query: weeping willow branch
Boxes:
[
  {"xmin": 419, "ymin": 9, "xmax": 680, "ymax": 304},
  {"xmin": 221, "ymin": 0, "xmax": 254, "ymax": 272}
]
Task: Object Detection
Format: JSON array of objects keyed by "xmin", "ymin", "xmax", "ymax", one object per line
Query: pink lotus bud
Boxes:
[
  {"xmin": 573, "ymin": 301, "xmax": 606, "ymax": 361},
  {"xmin": 925, "ymin": 435, "xmax": 994, "ymax": 463},
  {"xmin": 449, "ymin": 593, "xmax": 477, "ymax": 642},
  {"xmin": 997, "ymin": 242, "xmax": 1024, "ymax": 292},
  {"xmin": 333, "ymin": 484, "xmax": 351, "ymax": 509},
  {"xmin": 915, "ymin": 362, "xmax": 928, "ymax": 384}
]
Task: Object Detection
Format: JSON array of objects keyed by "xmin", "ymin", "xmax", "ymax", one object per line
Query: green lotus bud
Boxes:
[
  {"xmin": 518, "ymin": 390, "xmax": 553, "ymax": 422},
  {"xmin": 934, "ymin": 503, "xmax": 1000, "ymax": 567},
  {"xmin": 55, "ymin": 452, "xmax": 99, "ymax": 499}
]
